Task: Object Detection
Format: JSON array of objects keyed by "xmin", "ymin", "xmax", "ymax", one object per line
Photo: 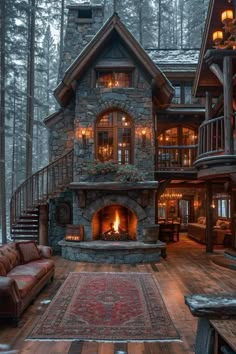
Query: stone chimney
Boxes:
[{"xmin": 59, "ymin": 2, "xmax": 104, "ymax": 80}]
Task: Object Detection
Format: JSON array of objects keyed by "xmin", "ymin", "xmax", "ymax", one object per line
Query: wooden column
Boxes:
[
  {"xmin": 223, "ymin": 56, "xmax": 234, "ymax": 155},
  {"xmin": 230, "ymin": 180, "xmax": 236, "ymax": 250},
  {"xmin": 39, "ymin": 204, "xmax": 48, "ymax": 246},
  {"xmin": 205, "ymin": 181, "xmax": 213, "ymax": 253},
  {"xmin": 205, "ymin": 92, "xmax": 212, "ymax": 121}
]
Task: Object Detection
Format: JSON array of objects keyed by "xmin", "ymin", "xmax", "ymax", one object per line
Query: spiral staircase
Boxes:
[{"xmin": 10, "ymin": 149, "xmax": 74, "ymax": 243}]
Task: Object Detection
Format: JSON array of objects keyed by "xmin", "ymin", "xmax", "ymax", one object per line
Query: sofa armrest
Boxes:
[
  {"xmin": 37, "ymin": 245, "xmax": 53, "ymax": 258},
  {"xmin": 0, "ymin": 276, "xmax": 20, "ymax": 303}
]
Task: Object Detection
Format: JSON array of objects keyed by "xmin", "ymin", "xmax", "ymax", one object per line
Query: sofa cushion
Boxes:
[
  {"xmin": 16, "ymin": 241, "xmax": 41, "ymax": 264},
  {"xmin": 0, "ymin": 255, "xmax": 11, "ymax": 274},
  {"xmin": 0, "ymin": 243, "xmax": 19, "ymax": 271},
  {"xmin": 0, "ymin": 260, "xmax": 7, "ymax": 276}
]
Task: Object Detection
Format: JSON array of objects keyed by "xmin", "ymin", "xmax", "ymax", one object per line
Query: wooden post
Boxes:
[
  {"xmin": 39, "ymin": 204, "xmax": 48, "ymax": 246},
  {"xmin": 223, "ymin": 56, "xmax": 234, "ymax": 155},
  {"xmin": 205, "ymin": 92, "xmax": 212, "ymax": 121},
  {"xmin": 206, "ymin": 181, "xmax": 213, "ymax": 253},
  {"xmin": 230, "ymin": 178, "xmax": 236, "ymax": 250}
]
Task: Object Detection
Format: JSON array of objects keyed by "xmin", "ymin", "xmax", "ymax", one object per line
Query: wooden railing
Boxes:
[
  {"xmin": 197, "ymin": 116, "xmax": 224, "ymax": 158},
  {"xmin": 10, "ymin": 149, "xmax": 74, "ymax": 228},
  {"xmin": 157, "ymin": 146, "xmax": 198, "ymax": 170}
]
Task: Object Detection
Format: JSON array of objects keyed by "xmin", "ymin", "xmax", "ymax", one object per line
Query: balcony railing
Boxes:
[
  {"xmin": 197, "ymin": 116, "xmax": 224, "ymax": 159},
  {"xmin": 157, "ymin": 146, "xmax": 197, "ymax": 171}
]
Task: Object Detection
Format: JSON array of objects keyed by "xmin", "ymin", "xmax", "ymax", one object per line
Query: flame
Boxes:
[{"xmin": 113, "ymin": 210, "xmax": 120, "ymax": 232}]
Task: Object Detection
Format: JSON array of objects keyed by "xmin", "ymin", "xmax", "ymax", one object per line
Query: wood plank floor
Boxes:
[{"xmin": 0, "ymin": 235, "xmax": 235, "ymax": 354}]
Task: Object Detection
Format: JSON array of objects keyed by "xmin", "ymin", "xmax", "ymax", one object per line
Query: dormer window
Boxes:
[{"xmin": 96, "ymin": 71, "xmax": 132, "ymax": 88}]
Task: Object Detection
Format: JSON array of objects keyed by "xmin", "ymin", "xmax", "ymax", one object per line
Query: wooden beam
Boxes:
[{"xmin": 209, "ymin": 63, "xmax": 223, "ymax": 85}]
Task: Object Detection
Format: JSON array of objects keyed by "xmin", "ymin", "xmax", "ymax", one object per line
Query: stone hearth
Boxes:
[{"xmin": 58, "ymin": 240, "xmax": 166, "ymax": 264}]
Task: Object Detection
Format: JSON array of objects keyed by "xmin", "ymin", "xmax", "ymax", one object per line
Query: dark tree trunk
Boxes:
[
  {"xmin": 0, "ymin": 0, "xmax": 7, "ymax": 243},
  {"xmin": 25, "ymin": 0, "xmax": 35, "ymax": 178},
  {"xmin": 58, "ymin": 0, "xmax": 65, "ymax": 83},
  {"xmin": 158, "ymin": 0, "xmax": 161, "ymax": 48}
]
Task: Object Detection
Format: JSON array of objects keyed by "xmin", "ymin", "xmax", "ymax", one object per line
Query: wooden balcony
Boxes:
[
  {"xmin": 156, "ymin": 146, "xmax": 198, "ymax": 177},
  {"xmin": 194, "ymin": 116, "xmax": 236, "ymax": 178}
]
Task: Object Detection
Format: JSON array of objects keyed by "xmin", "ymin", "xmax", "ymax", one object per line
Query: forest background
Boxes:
[{"xmin": 0, "ymin": 0, "xmax": 209, "ymax": 242}]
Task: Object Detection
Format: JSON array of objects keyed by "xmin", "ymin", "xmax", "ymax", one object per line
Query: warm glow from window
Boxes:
[
  {"xmin": 96, "ymin": 111, "xmax": 133, "ymax": 164},
  {"xmin": 96, "ymin": 71, "xmax": 132, "ymax": 88}
]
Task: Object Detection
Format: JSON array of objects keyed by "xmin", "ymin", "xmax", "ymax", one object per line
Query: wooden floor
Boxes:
[{"xmin": 0, "ymin": 235, "xmax": 235, "ymax": 354}]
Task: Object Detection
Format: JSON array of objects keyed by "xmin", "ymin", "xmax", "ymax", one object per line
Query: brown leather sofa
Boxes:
[{"xmin": 0, "ymin": 241, "xmax": 55, "ymax": 324}]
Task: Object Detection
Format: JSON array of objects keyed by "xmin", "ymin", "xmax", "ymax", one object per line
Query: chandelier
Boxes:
[
  {"xmin": 160, "ymin": 190, "xmax": 182, "ymax": 200},
  {"xmin": 213, "ymin": 3, "xmax": 236, "ymax": 49}
]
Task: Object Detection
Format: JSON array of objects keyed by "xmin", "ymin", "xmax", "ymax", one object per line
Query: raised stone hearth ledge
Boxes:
[
  {"xmin": 58, "ymin": 240, "xmax": 166, "ymax": 264},
  {"xmin": 69, "ymin": 181, "xmax": 158, "ymax": 190}
]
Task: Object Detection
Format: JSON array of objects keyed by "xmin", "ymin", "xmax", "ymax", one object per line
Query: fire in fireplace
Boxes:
[
  {"xmin": 101, "ymin": 209, "xmax": 129, "ymax": 241},
  {"xmin": 92, "ymin": 204, "xmax": 137, "ymax": 241}
]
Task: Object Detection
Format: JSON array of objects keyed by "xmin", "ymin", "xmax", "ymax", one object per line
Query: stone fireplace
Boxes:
[{"xmin": 70, "ymin": 181, "xmax": 158, "ymax": 242}]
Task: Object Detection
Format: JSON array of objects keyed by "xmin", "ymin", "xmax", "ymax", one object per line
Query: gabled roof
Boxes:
[
  {"xmin": 193, "ymin": 0, "xmax": 236, "ymax": 97},
  {"xmin": 54, "ymin": 13, "xmax": 174, "ymax": 107}
]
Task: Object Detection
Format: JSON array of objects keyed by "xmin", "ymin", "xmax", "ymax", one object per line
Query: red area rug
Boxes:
[{"xmin": 29, "ymin": 272, "xmax": 179, "ymax": 342}]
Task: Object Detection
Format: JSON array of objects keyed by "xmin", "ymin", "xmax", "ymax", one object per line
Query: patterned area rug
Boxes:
[{"xmin": 29, "ymin": 272, "xmax": 179, "ymax": 342}]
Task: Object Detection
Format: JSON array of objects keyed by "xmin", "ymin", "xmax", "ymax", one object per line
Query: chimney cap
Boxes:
[{"xmin": 67, "ymin": 2, "xmax": 103, "ymax": 10}]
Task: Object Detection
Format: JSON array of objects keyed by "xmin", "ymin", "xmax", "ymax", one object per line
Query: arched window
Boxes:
[{"xmin": 95, "ymin": 111, "xmax": 133, "ymax": 164}]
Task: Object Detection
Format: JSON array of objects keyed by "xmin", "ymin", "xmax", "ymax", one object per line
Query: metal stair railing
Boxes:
[{"xmin": 10, "ymin": 149, "xmax": 74, "ymax": 230}]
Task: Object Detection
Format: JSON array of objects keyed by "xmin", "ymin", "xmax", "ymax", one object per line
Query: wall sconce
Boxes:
[
  {"xmin": 141, "ymin": 129, "xmax": 146, "ymax": 147},
  {"xmin": 211, "ymin": 201, "xmax": 216, "ymax": 209}
]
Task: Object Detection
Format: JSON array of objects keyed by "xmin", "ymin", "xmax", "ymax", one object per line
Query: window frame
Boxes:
[
  {"xmin": 95, "ymin": 110, "xmax": 134, "ymax": 164},
  {"xmin": 172, "ymin": 82, "xmax": 193, "ymax": 104},
  {"xmin": 95, "ymin": 69, "xmax": 133, "ymax": 88}
]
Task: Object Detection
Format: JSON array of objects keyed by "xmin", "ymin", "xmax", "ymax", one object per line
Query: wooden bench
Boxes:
[{"xmin": 185, "ymin": 294, "xmax": 236, "ymax": 354}]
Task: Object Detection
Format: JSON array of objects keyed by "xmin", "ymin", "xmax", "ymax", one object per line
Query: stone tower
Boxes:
[{"xmin": 59, "ymin": 2, "xmax": 104, "ymax": 80}]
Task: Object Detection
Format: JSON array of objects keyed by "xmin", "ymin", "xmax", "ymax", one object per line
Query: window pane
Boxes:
[
  {"xmin": 114, "ymin": 72, "xmax": 131, "ymax": 87},
  {"xmin": 96, "ymin": 72, "xmax": 113, "ymax": 88},
  {"xmin": 97, "ymin": 131, "xmax": 113, "ymax": 161},
  {"xmin": 97, "ymin": 113, "xmax": 113, "ymax": 127},
  {"xmin": 118, "ymin": 128, "xmax": 131, "ymax": 164},
  {"xmin": 117, "ymin": 112, "xmax": 131, "ymax": 127},
  {"xmin": 172, "ymin": 85, "xmax": 181, "ymax": 104},
  {"xmin": 184, "ymin": 85, "xmax": 192, "ymax": 104}
]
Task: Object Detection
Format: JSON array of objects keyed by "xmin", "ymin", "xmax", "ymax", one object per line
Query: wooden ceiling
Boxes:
[{"xmin": 194, "ymin": 0, "xmax": 236, "ymax": 97}]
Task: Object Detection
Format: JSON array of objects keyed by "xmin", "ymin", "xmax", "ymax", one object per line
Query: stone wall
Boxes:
[
  {"xmin": 48, "ymin": 190, "xmax": 73, "ymax": 252},
  {"xmin": 74, "ymin": 70, "xmax": 155, "ymax": 181},
  {"xmin": 48, "ymin": 101, "xmax": 75, "ymax": 162}
]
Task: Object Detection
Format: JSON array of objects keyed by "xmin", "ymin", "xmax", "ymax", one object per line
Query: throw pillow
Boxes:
[
  {"xmin": 220, "ymin": 222, "xmax": 227, "ymax": 230},
  {"xmin": 16, "ymin": 241, "xmax": 41, "ymax": 264}
]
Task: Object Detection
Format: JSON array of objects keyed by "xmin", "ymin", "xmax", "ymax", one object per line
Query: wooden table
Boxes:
[{"xmin": 210, "ymin": 319, "xmax": 236, "ymax": 353}]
